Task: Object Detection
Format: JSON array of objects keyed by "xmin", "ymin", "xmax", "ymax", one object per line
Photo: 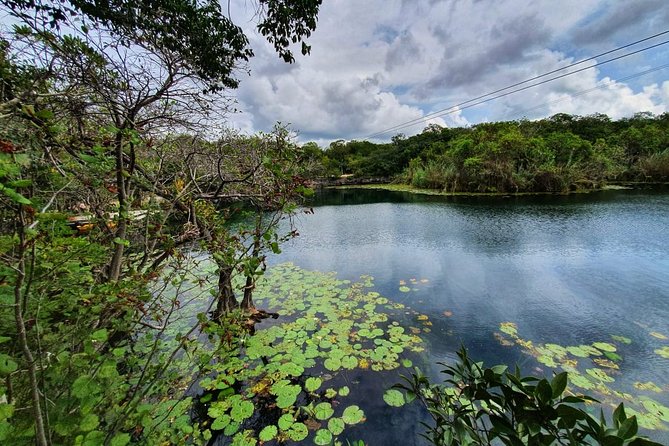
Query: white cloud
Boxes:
[{"xmin": 224, "ymin": 0, "xmax": 669, "ymax": 144}]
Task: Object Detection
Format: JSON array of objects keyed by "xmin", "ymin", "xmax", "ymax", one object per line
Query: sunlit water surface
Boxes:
[{"xmin": 263, "ymin": 187, "xmax": 669, "ymax": 445}]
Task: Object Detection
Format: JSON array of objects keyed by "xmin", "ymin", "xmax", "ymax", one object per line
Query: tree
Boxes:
[{"xmin": 3, "ymin": 0, "xmax": 322, "ymax": 91}]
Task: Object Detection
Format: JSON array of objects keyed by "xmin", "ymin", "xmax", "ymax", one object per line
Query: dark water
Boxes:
[{"xmin": 271, "ymin": 187, "xmax": 669, "ymax": 444}]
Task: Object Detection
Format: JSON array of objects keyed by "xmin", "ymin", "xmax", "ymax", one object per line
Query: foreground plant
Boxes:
[{"xmin": 393, "ymin": 347, "xmax": 661, "ymax": 446}]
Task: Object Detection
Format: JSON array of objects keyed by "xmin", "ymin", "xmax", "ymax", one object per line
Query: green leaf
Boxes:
[
  {"xmin": 383, "ymin": 389, "xmax": 405, "ymax": 407},
  {"xmin": 278, "ymin": 413, "xmax": 295, "ymax": 430},
  {"xmin": 113, "ymin": 237, "xmax": 130, "ymax": 247},
  {"xmin": 314, "ymin": 402, "xmax": 334, "ymax": 421},
  {"xmin": 618, "ymin": 416, "xmax": 638, "ymax": 440},
  {"xmin": 230, "ymin": 400, "xmax": 254, "ymax": 422},
  {"xmin": 314, "ymin": 428, "xmax": 333, "ymax": 445},
  {"xmin": 305, "ymin": 377, "xmax": 322, "ymax": 392},
  {"xmin": 0, "ymin": 354, "xmax": 18, "ymax": 376},
  {"xmin": 288, "ymin": 422, "xmax": 308, "ymax": 441},
  {"xmin": 91, "ymin": 329, "xmax": 108, "ymax": 342},
  {"xmin": 259, "ymin": 425, "xmax": 278, "ymax": 441},
  {"xmin": 79, "ymin": 413, "xmax": 99, "ymax": 432},
  {"xmin": 211, "ymin": 415, "xmax": 231, "ymax": 431},
  {"xmin": 342, "ymin": 405, "xmax": 365, "ymax": 425},
  {"xmin": 0, "ymin": 184, "xmax": 31, "ymax": 204},
  {"xmin": 327, "ymin": 417, "xmax": 345, "ymax": 436},
  {"xmin": 550, "ymin": 372, "xmax": 568, "ymax": 398},
  {"xmin": 110, "ymin": 433, "xmax": 131, "ymax": 446}
]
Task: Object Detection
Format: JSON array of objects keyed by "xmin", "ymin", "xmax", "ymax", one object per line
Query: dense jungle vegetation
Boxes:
[
  {"xmin": 0, "ymin": 0, "xmax": 664, "ymax": 445},
  {"xmin": 310, "ymin": 113, "xmax": 669, "ymax": 193}
]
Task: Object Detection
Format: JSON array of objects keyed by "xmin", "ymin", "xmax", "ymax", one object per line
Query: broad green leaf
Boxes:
[
  {"xmin": 314, "ymin": 428, "xmax": 333, "ymax": 445},
  {"xmin": 383, "ymin": 389, "xmax": 405, "ymax": 407}
]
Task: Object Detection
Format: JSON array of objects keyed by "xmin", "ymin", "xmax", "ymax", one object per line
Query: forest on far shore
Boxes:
[{"xmin": 305, "ymin": 112, "xmax": 669, "ymax": 193}]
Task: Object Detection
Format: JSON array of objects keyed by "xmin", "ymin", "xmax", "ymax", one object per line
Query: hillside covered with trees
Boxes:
[{"xmin": 311, "ymin": 113, "xmax": 669, "ymax": 193}]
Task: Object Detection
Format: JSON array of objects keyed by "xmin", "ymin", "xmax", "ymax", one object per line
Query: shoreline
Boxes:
[{"xmin": 327, "ymin": 182, "xmax": 669, "ymax": 197}]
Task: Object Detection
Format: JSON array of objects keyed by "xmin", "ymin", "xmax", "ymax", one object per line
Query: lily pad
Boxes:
[
  {"xmin": 278, "ymin": 413, "xmax": 295, "ymax": 430},
  {"xmin": 634, "ymin": 381, "xmax": 662, "ymax": 393},
  {"xmin": 592, "ymin": 342, "xmax": 616, "ymax": 352},
  {"xmin": 230, "ymin": 400, "xmax": 254, "ymax": 422},
  {"xmin": 338, "ymin": 386, "xmax": 350, "ymax": 397},
  {"xmin": 314, "ymin": 402, "xmax": 334, "ymax": 421},
  {"xmin": 655, "ymin": 346, "xmax": 669, "ymax": 359},
  {"xmin": 288, "ymin": 422, "xmax": 308, "ymax": 441},
  {"xmin": 399, "ymin": 286, "xmax": 410, "ymax": 293},
  {"xmin": 259, "ymin": 425, "xmax": 278, "ymax": 442},
  {"xmin": 586, "ymin": 368, "xmax": 614, "ymax": 383},
  {"xmin": 328, "ymin": 417, "xmax": 345, "ymax": 436},
  {"xmin": 499, "ymin": 322, "xmax": 518, "ymax": 337},
  {"xmin": 314, "ymin": 428, "xmax": 333, "ymax": 445},
  {"xmin": 342, "ymin": 405, "xmax": 365, "ymax": 425},
  {"xmin": 650, "ymin": 332, "xmax": 668, "ymax": 340},
  {"xmin": 611, "ymin": 335, "xmax": 632, "ymax": 344},
  {"xmin": 323, "ymin": 357, "xmax": 341, "ymax": 371},
  {"xmin": 383, "ymin": 389, "xmax": 405, "ymax": 407},
  {"xmin": 305, "ymin": 377, "xmax": 322, "ymax": 393}
]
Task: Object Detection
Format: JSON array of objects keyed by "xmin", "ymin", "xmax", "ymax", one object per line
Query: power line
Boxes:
[
  {"xmin": 365, "ymin": 29, "xmax": 669, "ymax": 139},
  {"xmin": 502, "ymin": 63, "xmax": 669, "ymax": 121}
]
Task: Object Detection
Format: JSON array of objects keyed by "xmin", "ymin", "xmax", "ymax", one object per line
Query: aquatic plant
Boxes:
[
  {"xmin": 494, "ymin": 322, "xmax": 669, "ymax": 431},
  {"xmin": 198, "ymin": 263, "xmax": 426, "ymax": 444}
]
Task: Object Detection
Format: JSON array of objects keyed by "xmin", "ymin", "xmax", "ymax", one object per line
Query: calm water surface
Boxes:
[{"xmin": 269, "ymin": 188, "xmax": 669, "ymax": 444}]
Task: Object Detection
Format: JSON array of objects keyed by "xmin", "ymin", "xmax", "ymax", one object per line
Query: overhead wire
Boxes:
[
  {"xmin": 502, "ymin": 63, "xmax": 669, "ymax": 121},
  {"xmin": 365, "ymin": 30, "xmax": 669, "ymax": 139}
]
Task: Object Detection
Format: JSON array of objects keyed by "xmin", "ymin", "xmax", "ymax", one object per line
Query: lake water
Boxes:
[{"xmin": 267, "ymin": 187, "xmax": 669, "ymax": 444}]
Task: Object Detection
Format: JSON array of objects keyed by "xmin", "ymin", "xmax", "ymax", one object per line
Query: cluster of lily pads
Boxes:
[
  {"xmin": 398, "ymin": 277, "xmax": 429, "ymax": 293},
  {"xmin": 199, "ymin": 263, "xmax": 427, "ymax": 445},
  {"xmin": 495, "ymin": 322, "xmax": 669, "ymax": 431}
]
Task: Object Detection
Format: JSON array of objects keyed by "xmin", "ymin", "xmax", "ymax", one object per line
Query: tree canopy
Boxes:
[{"xmin": 3, "ymin": 0, "xmax": 322, "ymax": 90}]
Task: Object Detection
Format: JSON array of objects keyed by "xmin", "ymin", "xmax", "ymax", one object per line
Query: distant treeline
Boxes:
[{"xmin": 303, "ymin": 112, "xmax": 669, "ymax": 193}]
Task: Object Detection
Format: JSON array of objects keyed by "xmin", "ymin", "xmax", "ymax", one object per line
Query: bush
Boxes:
[{"xmin": 394, "ymin": 347, "xmax": 661, "ymax": 446}]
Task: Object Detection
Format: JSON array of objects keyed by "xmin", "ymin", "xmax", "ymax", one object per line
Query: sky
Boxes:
[{"xmin": 224, "ymin": 0, "xmax": 669, "ymax": 146}]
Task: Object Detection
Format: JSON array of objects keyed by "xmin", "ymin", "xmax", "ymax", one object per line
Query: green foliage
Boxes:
[
  {"xmin": 315, "ymin": 113, "xmax": 669, "ymax": 193},
  {"xmin": 395, "ymin": 347, "xmax": 662, "ymax": 446}
]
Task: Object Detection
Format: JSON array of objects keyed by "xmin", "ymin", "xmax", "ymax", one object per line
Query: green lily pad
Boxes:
[
  {"xmin": 259, "ymin": 425, "xmax": 278, "ymax": 441},
  {"xmin": 586, "ymin": 368, "xmax": 614, "ymax": 383},
  {"xmin": 569, "ymin": 373, "xmax": 595, "ymax": 390},
  {"xmin": 305, "ymin": 377, "xmax": 322, "ymax": 393},
  {"xmin": 288, "ymin": 422, "xmax": 308, "ymax": 441},
  {"xmin": 314, "ymin": 402, "xmax": 334, "ymax": 421},
  {"xmin": 338, "ymin": 386, "xmax": 350, "ymax": 397},
  {"xmin": 604, "ymin": 351, "xmax": 622, "ymax": 362},
  {"xmin": 211, "ymin": 414, "xmax": 231, "ymax": 431},
  {"xmin": 314, "ymin": 428, "xmax": 333, "ymax": 445},
  {"xmin": 655, "ymin": 346, "xmax": 669, "ymax": 359},
  {"xmin": 634, "ymin": 381, "xmax": 662, "ymax": 393},
  {"xmin": 342, "ymin": 405, "xmax": 365, "ymax": 425},
  {"xmin": 592, "ymin": 342, "xmax": 616, "ymax": 352},
  {"xmin": 341, "ymin": 356, "xmax": 358, "ymax": 369},
  {"xmin": 230, "ymin": 400, "xmax": 254, "ymax": 422},
  {"xmin": 383, "ymin": 389, "xmax": 405, "ymax": 407},
  {"xmin": 278, "ymin": 413, "xmax": 295, "ymax": 430},
  {"xmin": 399, "ymin": 286, "xmax": 410, "ymax": 293},
  {"xmin": 328, "ymin": 417, "xmax": 345, "ymax": 435},
  {"xmin": 611, "ymin": 335, "xmax": 632, "ymax": 344},
  {"xmin": 537, "ymin": 355, "xmax": 557, "ymax": 368},
  {"xmin": 324, "ymin": 357, "xmax": 341, "ymax": 371},
  {"xmin": 499, "ymin": 322, "xmax": 518, "ymax": 337}
]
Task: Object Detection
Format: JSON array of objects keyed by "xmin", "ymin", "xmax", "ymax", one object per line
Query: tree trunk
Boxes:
[
  {"xmin": 15, "ymin": 212, "xmax": 48, "ymax": 446},
  {"xmin": 214, "ymin": 265, "xmax": 238, "ymax": 319},
  {"xmin": 240, "ymin": 274, "xmax": 255, "ymax": 310},
  {"xmin": 108, "ymin": 130, "xmax": 128, "ymax": 282}
]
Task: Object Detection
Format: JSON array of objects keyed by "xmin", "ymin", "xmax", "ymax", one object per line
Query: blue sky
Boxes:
[{"xmin": 227, "ymin": 0, "xmax": 669, "ymax": 146}]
